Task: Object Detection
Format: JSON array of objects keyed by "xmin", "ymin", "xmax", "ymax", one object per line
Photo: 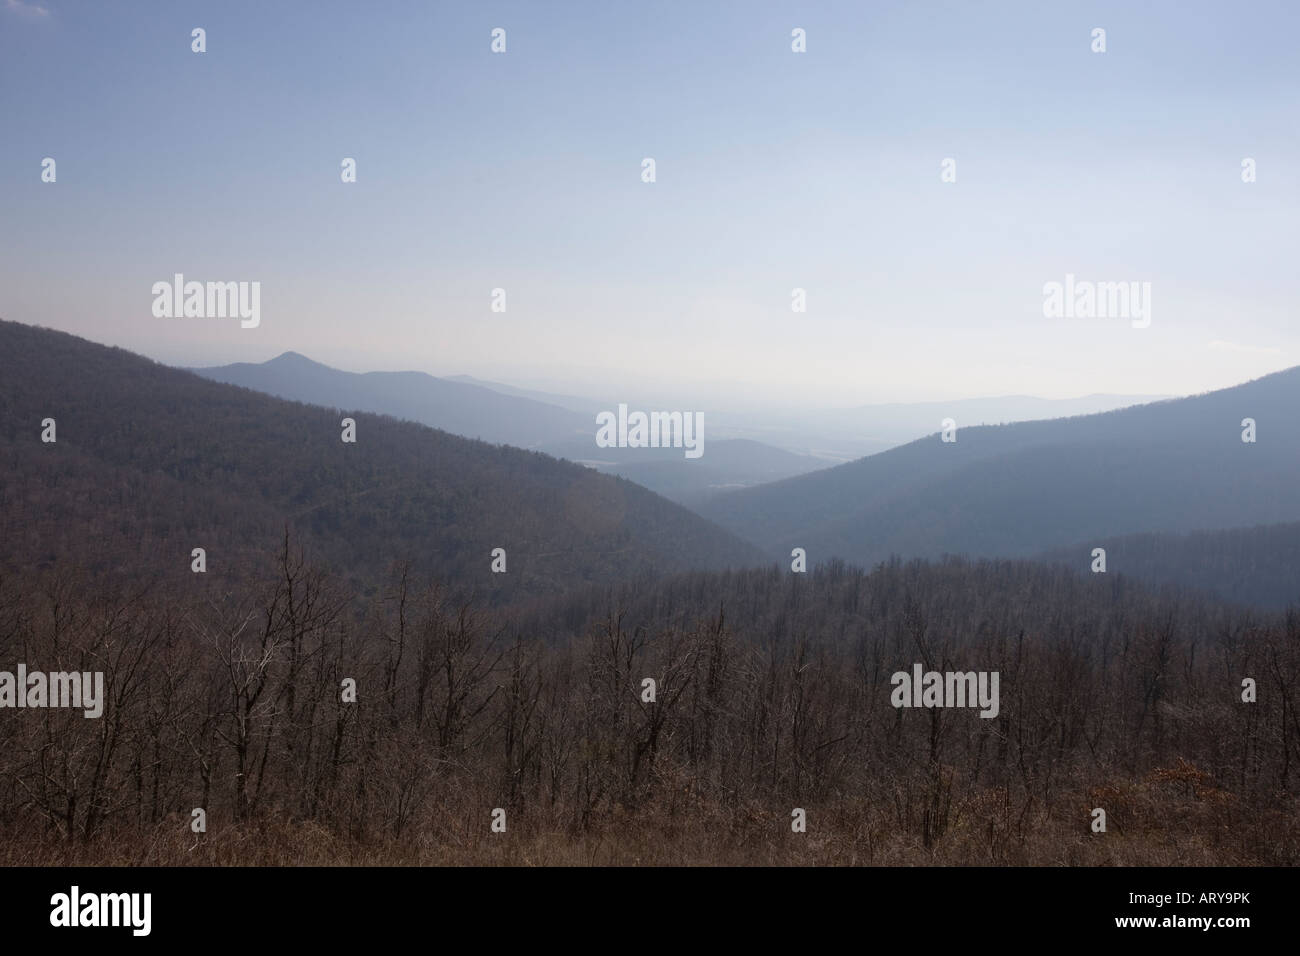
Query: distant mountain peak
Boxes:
[{"xmin": 267, "ymin": 350, "xmax": 320, "ymax": 366}]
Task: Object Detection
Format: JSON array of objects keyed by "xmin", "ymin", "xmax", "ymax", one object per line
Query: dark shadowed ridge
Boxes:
[{"xmin": 0, "ymin": 320, "xmax": 766, "ymax": 601}]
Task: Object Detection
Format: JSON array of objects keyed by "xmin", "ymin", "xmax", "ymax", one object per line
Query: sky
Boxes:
[{"xmin": 1, "ymin": 0, "xmax": 1297, "ymax": 408}]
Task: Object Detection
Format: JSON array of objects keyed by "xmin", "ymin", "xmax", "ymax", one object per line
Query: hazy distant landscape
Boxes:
[
  {"xmin": 2, "ymin": 0, "xmax": 1297, "ymax": 884},
  {"xmin": 191, "ymin": 351, "xmax": 1163, "ymax": 506},
  {"xmin": 187, "ymin": 341, "xmax": 1300, "ymax": 610},
  {"xmin": 3, "ymin": 318, "xmax": 1299, "ymax": 868}
]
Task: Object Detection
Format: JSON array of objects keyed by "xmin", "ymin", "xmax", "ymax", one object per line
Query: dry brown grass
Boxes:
[{"xmin": 4, "ymin": 767, "xmax": 1291, "ymax": 867}]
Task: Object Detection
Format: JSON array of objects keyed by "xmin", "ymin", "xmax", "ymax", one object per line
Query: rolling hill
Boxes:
[
  {"xmin": 0, "ymin": 320, "xmax": 764, "ymax": 600},
  {"xmin": 195, "ymin": 352, "xmax": 833, "ymax": 504},
  {"xmin": 193, "ymin": 351, "xmax": 592, "ymax": 449},
  {"xmin": 538, "ymin": 435, "xmax": 830, "ymax": 505},
  {"xmin": 452, "ymin": 373, "xmax": 1159, "ymax": 460},
  {"xmin": 699, "ymin": 367, "xmax": 1300, "ymax": 571}
]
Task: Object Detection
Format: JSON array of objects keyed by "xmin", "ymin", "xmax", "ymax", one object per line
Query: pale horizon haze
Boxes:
[{"xmin": 2, "ymin": 0, "xmax": 1297, "ymax": 407}]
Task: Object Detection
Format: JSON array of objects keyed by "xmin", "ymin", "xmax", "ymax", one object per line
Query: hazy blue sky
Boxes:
[{"xmin": 2, "ymin": 0, "xmax": 1297, "ymax": 406}]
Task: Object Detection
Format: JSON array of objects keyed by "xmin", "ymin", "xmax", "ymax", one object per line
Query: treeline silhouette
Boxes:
[{"xmin": 1, "ymin": 536, "xmax": 1295, "ymax": 866}]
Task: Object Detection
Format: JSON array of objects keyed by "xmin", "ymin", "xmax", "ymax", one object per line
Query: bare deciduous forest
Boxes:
[{"xmin": 2, "ymin": 534, "xmax": 1295, "ymax": 866}]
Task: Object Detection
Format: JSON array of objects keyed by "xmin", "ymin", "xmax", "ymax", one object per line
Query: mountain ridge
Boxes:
[
  {"xmin": 0, "ymin": 319, "xmax": 765, "ymax": 600},
  {"xmin": 699, "ymin": 364, "xmax": 1300, "ymax": 568}
]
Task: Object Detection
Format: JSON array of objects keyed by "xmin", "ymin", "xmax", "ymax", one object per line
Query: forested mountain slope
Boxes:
[
  {"xmin": 1037, "ymin": 521, "xmax": 1300, "ymax": 610},
  {"xmin": 700, "ymin": 368, "xmax": 1300, "ymax": 569},
  {"xmin": 0, "ymin": 320, "xmax": 764, "ymax": 600}
]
